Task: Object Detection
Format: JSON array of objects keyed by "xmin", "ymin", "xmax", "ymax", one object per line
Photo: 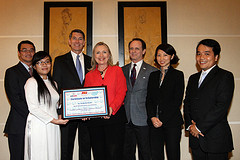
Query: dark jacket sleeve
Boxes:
[{"xmin": 4, "ymin": 68, "xmax": 29, "ymax": 119}]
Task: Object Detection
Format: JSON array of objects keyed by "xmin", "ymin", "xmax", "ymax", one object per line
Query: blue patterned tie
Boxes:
[{"xmin": 76, "ymin": 54, "xmax": 83, "ymax": 83}]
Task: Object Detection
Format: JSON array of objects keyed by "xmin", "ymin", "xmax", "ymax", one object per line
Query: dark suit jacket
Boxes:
[
  {"xmin": 122, "ymin": 61, "xmax": 157, "ymax": 126},
  {"xmin": 184, "ymin": 65, "xmax": 234, "ymax": 153},
  {"xmin": 53, "ymin": 52, "xmax": 91, "ymax": 93},
  {"xmin": 146, "ymin": 66, "xmax": 184, "ymax": 127},
  {"xmin": 4, "ymin": 62, "xmax": 31, "ymax": 134}
]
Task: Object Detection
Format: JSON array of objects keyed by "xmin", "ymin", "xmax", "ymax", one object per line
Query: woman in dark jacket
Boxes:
[{"xmin": 146, "ymin": 44, "xmax": 184, "ymax": 160}]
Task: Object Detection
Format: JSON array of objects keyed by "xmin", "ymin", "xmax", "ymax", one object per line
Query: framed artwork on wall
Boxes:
[
  {"xmin": 44, "ymin": 2, "xmax": 92, "ymax": 61},
  {"xmin": 118, "ymin": 2, "xmax": 167, "ymax": 66}
]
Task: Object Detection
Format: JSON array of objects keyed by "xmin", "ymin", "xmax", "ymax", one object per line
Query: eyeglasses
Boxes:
[
  {"xmin": 20, "ymin": 49, "xmax": 35, "ymax": 53},
  {"xmin": 36, "ymin": 60, "xmax": 51, "ymax": 66}
]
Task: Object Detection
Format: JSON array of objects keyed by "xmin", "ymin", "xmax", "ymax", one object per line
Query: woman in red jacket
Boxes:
[{"xmin": 84, "ymin": 42, "xmax": 127, "ymax": 160}]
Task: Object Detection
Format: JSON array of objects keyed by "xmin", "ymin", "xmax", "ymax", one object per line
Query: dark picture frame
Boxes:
[
  {"xmin": 44, "ymin": 2, "xmax": 92, "ymax": 59},
  {"xmin": 118, "ymin": 2, "xmax": 167, "ymax": 66}
]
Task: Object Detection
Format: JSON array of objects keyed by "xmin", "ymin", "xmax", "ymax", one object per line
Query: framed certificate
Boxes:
[{"xmin": 62, "ymin": 86, "xmax": 109, "ymax": 119}]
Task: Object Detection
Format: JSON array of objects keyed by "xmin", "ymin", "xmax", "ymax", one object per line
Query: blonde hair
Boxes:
[{"xmin": 90, "ymin": 42, "xmax": 113, "ymax": 70}]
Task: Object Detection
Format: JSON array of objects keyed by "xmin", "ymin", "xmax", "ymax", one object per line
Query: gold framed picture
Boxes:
[
  {"xmin": 44, "ymin": 2, "xmax": 92, "ymax": 61},
  {"xmin": 118, "ymin": 2, "xmax": 167, "ymax": 66}
]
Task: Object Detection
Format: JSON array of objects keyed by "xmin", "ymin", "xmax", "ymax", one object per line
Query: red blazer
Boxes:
[
  {"xmin": 84, "ymin": 65, "xmax": 127, "ymax": 126},
  {"xmin": 84, "ymin": 65, "xmax": 127, "ymax": 115}
]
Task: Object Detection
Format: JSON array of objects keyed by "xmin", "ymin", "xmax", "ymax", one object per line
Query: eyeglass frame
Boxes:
[
  {"xmin": 20, "ymin": 49, "xmax": 35, "ymax": 53},
  {"xmin": 36, "ymin": 60, "xmax": 51, "ymax": 66}
]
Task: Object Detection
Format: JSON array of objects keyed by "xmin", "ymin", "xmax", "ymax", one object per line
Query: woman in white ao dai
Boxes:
[{"xmin": 24, "ymin": 51, "xmax": 68, "ymax": 160}]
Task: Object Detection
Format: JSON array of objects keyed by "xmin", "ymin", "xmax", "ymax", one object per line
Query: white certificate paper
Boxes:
[{"xmin": 62, "ymin": 86, "xmax": 109, "ymax": 119}]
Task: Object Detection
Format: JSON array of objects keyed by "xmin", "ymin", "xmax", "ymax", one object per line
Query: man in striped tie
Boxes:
[
  {"xmin": 122, "ymin": 38, "xmax": 157, "ymax": 160},
  {"xmin": 4, "ymin": 40, "xmax": 35, "ymax": 160}
]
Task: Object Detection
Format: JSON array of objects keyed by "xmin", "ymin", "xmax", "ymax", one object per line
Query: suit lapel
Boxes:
[
  {"xmin": 199, "ymin": 66, "xmax": 219, "ymax": 89},
  {"xmin": 125, "ymin": 63, "xmax": 132, "ymax": 88},
  {"xmin": 160, "ymin": 66, "xmax": 173, "ymax": 88},
  {"xmin": 17, "ymin": 62, "xmax": 31, "ymax": 79},
  {"xmin": 134, "ymin": 62, "xmax": 147, "ymax": 87},
  {"xmin": 83, "ymin": 54, "xmax": 89, "ymax": 74}
]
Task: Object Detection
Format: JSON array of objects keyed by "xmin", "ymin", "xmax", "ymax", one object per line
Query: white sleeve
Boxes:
[{"xmin": 25, "ymin": 78, "xmax": 53, "ymax": 124}]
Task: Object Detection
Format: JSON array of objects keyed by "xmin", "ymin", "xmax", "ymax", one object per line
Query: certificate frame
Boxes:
[{"xmin": 62, "ymin": 86, "xmax": 109, "ymax": 119}]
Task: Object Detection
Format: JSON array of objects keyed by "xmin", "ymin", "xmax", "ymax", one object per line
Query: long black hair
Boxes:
[{"xmin": 32, "ymin": 51, "xmax": 58, "ymax": 105}]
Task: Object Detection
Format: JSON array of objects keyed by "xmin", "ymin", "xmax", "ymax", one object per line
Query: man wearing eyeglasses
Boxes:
[{"xmin": 4, "ymin": 40, "xmax": 35, "ymax": 160}]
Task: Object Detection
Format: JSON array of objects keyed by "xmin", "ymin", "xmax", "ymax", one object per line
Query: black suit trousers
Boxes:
[
  {"xmin": 60, "ymin": 120, "xmax": 91, "ymax": 160},
  {"xmin": 150, "ymin": 125, "xmax": 182, "ymax": 160},
  {"xmin": 88, "ymin": 123, "xmax": 125, "ymax": 160},
  {"xmin": 8, "ymin": 134, "xmax": 25, "ymax": 160},
  {"xmin": 123, "ymin": 122, "xmax": 151, "ymax": 160},
  {"xmin": 191, "ymin": 147, "xmax": 228, "ymax": 160}
]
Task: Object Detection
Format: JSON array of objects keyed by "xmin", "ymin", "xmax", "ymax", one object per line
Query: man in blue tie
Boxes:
[
  {"xmin": 53, "ymin": 29, "xmax": 92, "ymax": 160},
  {"xmin": 184, "ymin": 39, "xmax": 234, "ymax": 160}
]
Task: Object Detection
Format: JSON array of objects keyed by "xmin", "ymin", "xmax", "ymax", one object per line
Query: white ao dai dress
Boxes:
[{"xmin": 24, "ymin": 77, "xmax": 60, "ymax": 160}]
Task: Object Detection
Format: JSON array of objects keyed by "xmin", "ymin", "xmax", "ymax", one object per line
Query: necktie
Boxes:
[
  {"xmin": 28, "ymin": 67, "xmax": 33, "ymax": 76},
  {"xmin": 130, "ymin": 64, "xmax": 137, "ymax": 86},
  {"xmin": 198, "ymin": 71, "xmax": 207, "ymax": 87},
  {"xmin": 76, "ymin": 55, "xmax": 83, "ymax": 83}
]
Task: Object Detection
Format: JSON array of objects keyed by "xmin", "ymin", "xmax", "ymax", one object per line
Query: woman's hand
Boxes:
[
  {"xmin": 103, "ymin": 107, "xmax": 113, "ymax": 119},
  {"xmin": 51, "ymin": 118, "xmax": 69, "ymax": 125},
  {"xmin": 151, "ymin": 117, "xmax": 163, "ymax": 128}
]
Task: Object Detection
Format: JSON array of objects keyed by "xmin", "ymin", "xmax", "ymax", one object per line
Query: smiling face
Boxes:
[
  {"xmin": 68, "ymin": 32, "xmax": 85, "ymax": 54},
  {"xmin": 18, "ymin": 43, "xmax": 35, "ymax": 66},
  {"xmin": 33, "ymin": 56, "xmax": 51, "ymax": 79},
  {"xmin": 129, "ymin": 40, "xmax": 145, "ymax": 63},
  {"xmin": 196, "ymin": 44, "xmax": 218, "ymax": 71},
  {"xmin": 94, "ymin": 45, "xmax": 110, "ymax": 67},
  {"xmin": 156, "ymin": 49, "xmax": 173, "ymax": 69}
]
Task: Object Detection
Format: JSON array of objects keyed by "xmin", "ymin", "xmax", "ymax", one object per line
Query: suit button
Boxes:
[{"xmin": 159, "ymin": 110, "xmax": 162, "ymax": 114}]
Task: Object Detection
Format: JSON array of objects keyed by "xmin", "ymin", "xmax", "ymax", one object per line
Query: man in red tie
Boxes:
[
  {"xmin": 4, "ymin": 40, "xmax": 35, "ymax": 160},
  {"xmin": 122, "ymin": 38, "xmax": 157, "ymax": 160}
]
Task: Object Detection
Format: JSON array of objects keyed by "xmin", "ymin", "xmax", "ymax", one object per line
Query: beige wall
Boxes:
[{"xmin": 0, "ymin": 0, "xmax": 239, "ymax": 159}]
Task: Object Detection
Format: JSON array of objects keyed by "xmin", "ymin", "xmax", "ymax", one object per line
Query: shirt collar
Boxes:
[
  {"xmin": 131, "ymin": 59, "xmax": 143, "ymax": 68},
  {"xmin": 71, "ymin": 50, "xmax": 83, "ymax": 59},
  {"xmin": 20, "ymin": 61, "xmax": 31, "ymax": 71},
  {"xmin": 159, "ymin": 65, "xmax": 171, "ymax": 74},
  {"xmin": 201, "ymin": 64, "xmax": 216, "ymax": 75}
]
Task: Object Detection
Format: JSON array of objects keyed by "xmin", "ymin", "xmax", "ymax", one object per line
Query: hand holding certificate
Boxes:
[{"xmin": 62, "ymin": 86, "xmax": 109, "ymax": 119}]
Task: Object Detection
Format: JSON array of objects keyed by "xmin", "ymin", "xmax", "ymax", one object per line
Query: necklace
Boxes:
[{"xmin": 99, "ymin": 65, "xmax": 109, "ymax": 75}]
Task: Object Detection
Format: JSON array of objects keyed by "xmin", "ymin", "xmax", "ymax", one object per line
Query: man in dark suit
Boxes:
[
  {"xmin": 53, "ymin": 29, "xmax": 92, "ymax": 160},
  {"xmin": 4, "ymin": 40, "xmax": 35, "ymax": 160},
  {"xmin": 184, "ymin": 39, "xmax": 234, "ymax": 160},
  {"xmin": 122, "ymin": 38, "xmax": 157, "ymax": 160}
]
